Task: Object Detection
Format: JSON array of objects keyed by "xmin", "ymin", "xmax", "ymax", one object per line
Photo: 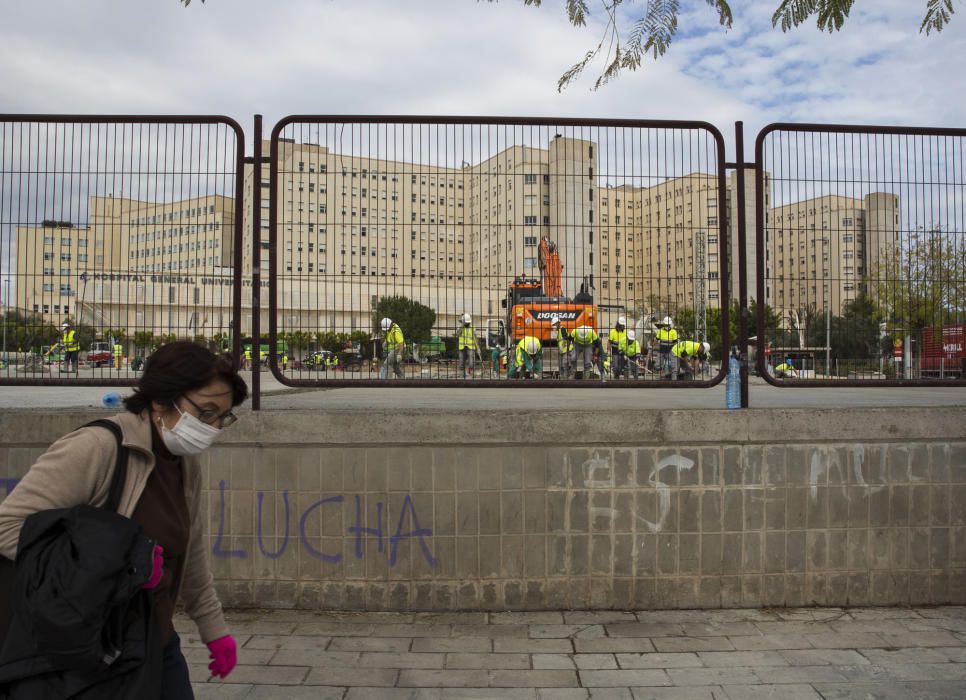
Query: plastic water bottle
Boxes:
[
  {"xmin": 725, "ymin": 352, "xmax": 741, "ymax": 409},
  {"xmin": 102, "ymin": 392, "xmax": 123, "ymax": 409}
]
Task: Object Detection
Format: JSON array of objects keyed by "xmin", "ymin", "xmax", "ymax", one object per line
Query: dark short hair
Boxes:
[{"xmin": 124, "ymin": 341, "xmax": 248, "ymax": 415}]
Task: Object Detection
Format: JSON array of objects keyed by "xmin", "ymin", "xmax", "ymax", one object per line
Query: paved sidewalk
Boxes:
[{"xmin": 178, "ymin": 606, "xmax": 966, "ymax": 699}]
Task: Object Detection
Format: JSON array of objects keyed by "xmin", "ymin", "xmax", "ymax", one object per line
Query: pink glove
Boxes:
[
  {"xmin": 207, "ymin": 635, "xmax": 237, "ymax": 678},
  {"xmin": 142, "ymin": 545, "xmax": 164, "ymax": 590}
]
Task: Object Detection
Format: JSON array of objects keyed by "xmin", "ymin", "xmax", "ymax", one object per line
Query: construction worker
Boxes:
[
  {"xmin": 457, "ymin": 313, "xmax": 477, "ymax": 380},
  {"xmin": 509, "ymin": 336, "xmax": 542, "ymax": 379},
  {"xmin": 242, "ymin": 347, "xmax": 252, "ymax": 370},
  {"xmin": 775, "ymin": 357, "xmax": 798, "ymax": 378},
  {"xmin": 380, "ymin": 317, "xmax": 405, "ymax": 379},
  {"xmin": 655, "ymin": 316, "xmax": 678, "ymax": 379},
  {"xmin": 325, "ymin": 352, "xmax": 339, "ymax": 371},
  {"xmin": 113, "ymin": 339, "xmax": 123, "ymax": 370},
  {"xmin": 623, "ymin": 330, "xmax": 643, "ymax": 379},
  {"xmin": 672, "ymin": 340, "xmax": 710, "ymax": 379},
  {"xmin": 58, "ymin": 320, "xmax": 80, "ymax": 373},
  {"xmin": 571, "ymin": 325, "xmax": 602, "ymax": 379},
  {"xmin": 608, "ymin": 316, "xmax": 628, "ymax": 379},
  {"xmin": 551, "ymin": 315, "xmax": 574, "ymax": 380}
]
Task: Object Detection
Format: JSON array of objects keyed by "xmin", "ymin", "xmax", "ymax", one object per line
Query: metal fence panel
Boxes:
[
  {"xmin": 0, "ymin": 116, "xmax": 245, "ymax": 385},
  {"xmin": 267, "ymin": 117, "xmax": 730, "ymax": 387},
  {"xmin": 755, "ymin": 124, "xmax": 966, "ymax": 386}
]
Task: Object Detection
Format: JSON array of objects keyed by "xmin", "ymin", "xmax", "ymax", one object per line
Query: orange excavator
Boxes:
[{"xmin": 502, "ymin": 234, "xmax": 597, "ymax": 344}]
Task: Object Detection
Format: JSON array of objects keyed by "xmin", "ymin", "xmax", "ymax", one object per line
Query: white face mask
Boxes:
[{"xmin": 160, "ymin": 404, "xmax": 221, "ymax": 456}]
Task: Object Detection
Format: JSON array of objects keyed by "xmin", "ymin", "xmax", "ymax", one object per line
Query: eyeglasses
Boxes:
[{"xmin": 181, "ymin": 395, "xmax": 237, "ymax": 427}]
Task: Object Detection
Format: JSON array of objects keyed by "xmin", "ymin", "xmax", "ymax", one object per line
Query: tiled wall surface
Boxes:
[{"xmin": 2, "ymin": 408, "xmax": 965, "ymax": 610}]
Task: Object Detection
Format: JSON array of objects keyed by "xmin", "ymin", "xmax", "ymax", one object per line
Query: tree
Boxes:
[
  {"xmin": 372, "ymin": 295, "xmax": 437, "ymax": 344},
  {"xmin": 869, "ymin": 226, "xmax": 966, "ymax": 334},
  {"xmin": 134, "ymin": 331, "xmax": 157, "ymax": 353}
]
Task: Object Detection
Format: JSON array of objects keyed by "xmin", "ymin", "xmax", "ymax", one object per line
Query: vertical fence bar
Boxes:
[
  {"xmin": 251, "ymin": 114, "xmax": 263, "ymax": 410},
  {"xmin": 734, "ymin": 121, "xmax": 750, "ymax": 407}
]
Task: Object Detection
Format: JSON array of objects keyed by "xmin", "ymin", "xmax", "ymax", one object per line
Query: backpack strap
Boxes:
[{"xmin": 81, "ymin": 419, "xmax": 130, "ymax": 513}]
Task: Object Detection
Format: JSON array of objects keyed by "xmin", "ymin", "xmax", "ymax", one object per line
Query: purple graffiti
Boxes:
[{"xmin": 212, "ymin": 481, "xmax": 437, "ymax": 569}]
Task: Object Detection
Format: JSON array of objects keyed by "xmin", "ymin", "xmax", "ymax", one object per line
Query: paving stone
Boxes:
[
  {"xmin": 678, "ymin": 622, "xmax": 760, "ymax": 637},
  {"xmin": 616, "ymin": 653, "xmax": 703, "ymax": 669},
  {"xmin": 814, "ymin": 681, "xmax": 966, "ymax": 699},
  {"xmin": 304, "ymin": 667, "xmax": 398, "ymax": 686},
  {"xmin": 651, "ymin": 637, "xmax": 735, "ymax": 653},
  {"xmin": 729, "ymin": 634, "xmax": 813, "ymax": 650},
  {"xmin": 878, "ymin": 631, "xmax": 963, "ymax": 647},
  {"xmin": 184, "ymin": 646, "xmax": 276, "ymax": 666},
  {"xmin": 630, "ymin": 690, "xmax": 721, "ymax": 700},
  {"xmin": 446, "ymin": 653, "xmax": 531, "ymax": 669},
  {"xmin": 488, "ymin": 670, "xmax": 580, "ymax": 687},
  {"xmin": 492, "ymin": 612, "xmax": 566, "ymax": 625},
  {"xmin": 750, "ymin": 665, "xmax": 851, "ymax": 683},
  {"xmin": 357, "ymin": 652, "xmax": 446, "ymax": 669},
  {"xmin": 665, "ymin": 668, "xmax": 759, "ymax": 686},
  {"xmin": 573, "ymin": 654, "xmax": 619, "ymax": 670},
  {"xmin": 191, "ymin": 685, "xmax": 256, "ymax": 699},
  {"xmin": 215, "ymin": 665, "xmax": 310, "ymax": 685},
  {"xmin": 580, "ymin": 670, "xmax": 672, "ymax": 687},
  {"xmin": 328, "ymin": 637, "xmax": 412, "ymax": 652},
  {"xmin": 376, "ymin": 624, "xmax": 455, "ymax": 638},
  {"xmin": 722, "ymin": 684, "xmax": 821, "ymax": 699},
  {"xmin": 575, "ymin": 639, "xmax": 656, "ymax": 654},
  {"xmin": 533, "ymin": 653, "xmax": 577, "ymax": 670},
  {"xmin": 291, "ymin": 622, "xmax": 374, "ymax": 637},
  {"xmin": 531, "ymin": 624, "xmax": 607, "ymax": 639},
  {"xmin": 804, "ymin": 632, "xmax": 887, "ymax": 649},
  {"xmin": 565, "ymin": 612, "xmax": 639, "ymax": 624},
  {"xmin": 244, "ymin": 634, "xmax": 332, "ymax": 651},
  {"xmin": 452, "ymin": 624, "xmax": 529, "ymax": 638},
  {"xmin": 414, "ymin": 612, "xmax": 489, "ymax": 624},
  {"xmin": 397, "ymin": 669, "xmax": 491, "ymax": 688},
  {"xmin": 413, "ymin": 637, "xmax": 493, "ymax": 653},
  {"xmin": 696, "ymin": 651, "xmax": 789, "ymax": 667},
  {"xmin": 497, "ymin": 638, "xmax": 574, "ymax": 653},
  {"xmin": 936, "ymin": 647, "xmax": 966, "ymax": 662},
  {"xmin": 268, "ymin": 650, "xmax": 361, "ymax": 667},
  {"xmin": 778, "ymin": 649, "xmax": 870, "ymax": 666},
  {"xmin": 606, "ymin": 624, "xmax": 686, "ymax": 638},
  {"xmin": 247, "ymin": 688, "xmax": 346, "ymax": 699},
  {"xmin": 859, "ymin": 647, "xmax": 953, "ymax": 664}
]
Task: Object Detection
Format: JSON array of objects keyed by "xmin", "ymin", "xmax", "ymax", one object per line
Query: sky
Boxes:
[
  {"xmin": 1, "ymin": 0, "xmax": 963, "ymax": 152},
  {"xmin": 1, "ymin": 0, "xmax": 964, "ymax": 287}
]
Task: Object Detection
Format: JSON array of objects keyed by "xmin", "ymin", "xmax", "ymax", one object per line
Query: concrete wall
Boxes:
[{"xmin": 1, "ymin": 407, "xmax": 965, "ymax": 611}]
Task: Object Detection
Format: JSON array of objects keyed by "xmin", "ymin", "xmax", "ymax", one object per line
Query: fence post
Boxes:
[
  {"xmin": 734, "ymin": 122, "xmax": 750, "ymax": 408},
  {"xmin": 251, "ymin": 114, "xmax": 263, "ymax": 410}
]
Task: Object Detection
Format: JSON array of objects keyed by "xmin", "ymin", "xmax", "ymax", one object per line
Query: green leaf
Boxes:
[{"xmin": 921, "ymin": 0, "xmax": 956, "ymax": 34}]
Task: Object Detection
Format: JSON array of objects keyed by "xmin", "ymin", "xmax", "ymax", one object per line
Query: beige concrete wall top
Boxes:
[{"xmin": 1, "ymin": 406, "xmax": 964, "ymax": 448}]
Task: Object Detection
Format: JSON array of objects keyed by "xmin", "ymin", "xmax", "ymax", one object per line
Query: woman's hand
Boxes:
[{"xmin": 207, "ymin": 635, "xmax": 237, "ymax": 678}]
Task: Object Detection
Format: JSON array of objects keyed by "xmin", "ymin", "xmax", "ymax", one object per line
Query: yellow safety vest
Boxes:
[
  {"xmin": 623, "ymin": 340, "xmax": 641, "ymax": 357},
  {"xmin": 515, "ymin": 337, "xmax": 541, "ymax": 367},
  {"xmin": 572, "ymin": 327, "xmax": 598, "ymax": 346},
  {"xmin": 557, "ymin": 330, "xmax": 573, "ymax": 354},
  {"xmin": 385, "ymin": 324, "xmax": 404, "ymax": 350},
  {"xmin": 656, "ymin": 327, "xmax": 677, "ymax": 352},
  {"xmin": 243, "ymin": 349, "xmax": 251, "ymax": 360},
  {"xmin": 113, "ymin": 344, "xmax": 123, "ymax": 357},
  {"xmin": 608, "ymin": 328, "xmax": 627, "ymax": 351},
  {"xmin": 458, "ymin": 326, "xmax": 476, "ymax": 351},
  {"xmin": 62, "ymin": 330, "xmax": 79, "ymax": 352},
  {"xmin": 776, "ymin": 363, "xmax": 793, "ymax": 372},
  {"xmin": 672, "ymin": 340, "xmax": 702, "ymax": 359}
]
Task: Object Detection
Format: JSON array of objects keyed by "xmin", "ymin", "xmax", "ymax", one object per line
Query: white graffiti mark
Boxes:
[
  {"xmin": 639, "ymin": 454, "xmax": 695, "ymax": 535},
  {"xmin": 809, "ymin": 450, "xmax": 826, "ymax": 502},
  {"xmin": 590, "ymin": 507, "xmax": 621, "ymax": 525},
  {"xmin": 851, "ymin": 445, "xmax": 886, "ymax": 493},
  {"xmin": 583, "ymin": 451, "xmax": 615, "ymax": 489}
]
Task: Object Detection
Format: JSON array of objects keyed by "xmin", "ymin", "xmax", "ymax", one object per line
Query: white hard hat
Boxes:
[
  {"xmin": 617, "ymin": 316, "xmax": 627, "ymax": 326},
  {"xmin": 627, "ymin": 330, "xmax": 636, "ymax": 341},
  {"xmin": 461, "ymin": 313, "xmax": 471, "ymax": 324},
  {"xmin": 380, "ymin": 317, "xmax": 392, "ymax": 331},
  {"xmin": 701, "ymin": 342, "xmax": 711, "ymax": 354},
  {"xmin": 61, "ymin": 322, "xmax": 69, "ymax": 329},
  {"xmin": 524, "ymin": 338, "xmax": 540, "ymax": 355},
  {"xmin": 550, "ymin": 314, "xmax": 560, "ymax": 326},
  {"xmin": 662, "ymin": 316, "xmax": 673, "ymax": 326}
]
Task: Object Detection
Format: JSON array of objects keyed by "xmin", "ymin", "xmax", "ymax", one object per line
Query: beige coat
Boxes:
[{"xmin": 0, "ymin": 411, "xmax": 228, "ymax": 643}]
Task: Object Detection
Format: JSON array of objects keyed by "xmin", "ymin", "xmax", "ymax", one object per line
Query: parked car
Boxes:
[{"xmin": 87, "ymin": 341, "xmax": 113, "ymax": 367}]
